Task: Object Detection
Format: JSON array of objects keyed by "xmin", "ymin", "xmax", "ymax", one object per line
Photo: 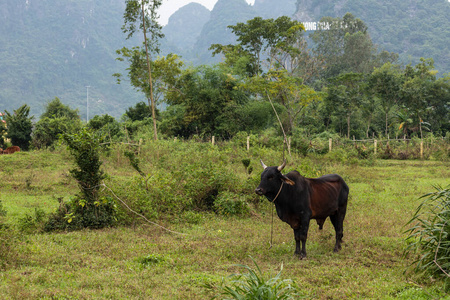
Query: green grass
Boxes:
[{"xmin": 1, "ymin": 144, "xmax": 450, "ymax": 299}]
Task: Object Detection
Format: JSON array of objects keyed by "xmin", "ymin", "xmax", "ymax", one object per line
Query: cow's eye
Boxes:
[{"xmin": 267, "ymin": 175, "xmax": 274, "ymax": 180}]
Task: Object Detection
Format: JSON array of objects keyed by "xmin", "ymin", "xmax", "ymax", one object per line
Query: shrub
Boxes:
[
  {"xmin": 404, "ymin": 185, "xmax": 450, "ymax": 285},
  {"xmin": 211, "ymin": 256, "xmax": 302, "ymax": 299},
  {"xmin": 214, "ymin": 191, "xmax": 249, "ymax": 216},
  {"xmin": 17, "ymin": 208, "xmax": 46, "ymax": 233},
  {"xmin": 45, "ymin": 128, "xmax": 116, "ymax": 231}
]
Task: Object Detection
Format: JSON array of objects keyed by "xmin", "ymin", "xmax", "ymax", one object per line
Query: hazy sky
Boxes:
[{"xmin": 159, "ymin": 0, "xmax": 255, "ymax": 25}]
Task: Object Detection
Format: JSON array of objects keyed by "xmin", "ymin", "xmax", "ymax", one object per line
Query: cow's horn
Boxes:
[
  {"xmin": 260, "ymin": 160, "xmax": 268, "ymax": 169},
  {"xmin": 277, "ymin": 159, "xmax": 286, "ymax": 172}
]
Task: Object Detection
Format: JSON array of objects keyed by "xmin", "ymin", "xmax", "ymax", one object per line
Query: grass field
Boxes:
[{"xmin": 0, "ymin": 145, "xmax": 449, "ymax": 299}]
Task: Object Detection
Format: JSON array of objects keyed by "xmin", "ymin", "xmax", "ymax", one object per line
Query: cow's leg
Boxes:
[
  {"xmin": 293, "ymin": 221, "xmax": 310, "ymax": 259},
  {"xmin": 330, "ymin": 210, "xmax": 345, "ymax": 252}
]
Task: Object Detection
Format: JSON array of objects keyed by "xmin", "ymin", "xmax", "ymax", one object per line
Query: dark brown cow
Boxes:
[
  {"xmin": 255, "ymin": 160, "xmax": 349, "ymax": 258},
  {"xmin": 3, "ymin": 146, "xmax": 21, "ymax": 154}
]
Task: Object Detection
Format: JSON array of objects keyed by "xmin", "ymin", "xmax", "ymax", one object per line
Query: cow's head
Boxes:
[{"xmin": 255, "ymin": 160, "xmax": 295, "ymax": 196}]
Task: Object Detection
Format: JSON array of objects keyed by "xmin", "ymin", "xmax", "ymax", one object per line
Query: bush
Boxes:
[
  {"xmin": 45, "ymin": 128, "xmax": 116, "ymax": 231},
  {"xmin": 17, "ymin": 208, "xmax": 46, "ymax": 233},
  {"xmin": 214, "ymin": 191, "xmax": 249, "ymax": 216},
  {"xmin": 405, "ymin": 185, "xmax": 450, "ymax": 285}
]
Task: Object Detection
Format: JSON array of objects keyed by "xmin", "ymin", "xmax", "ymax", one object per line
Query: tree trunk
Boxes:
[
  {"xmin": 141, "ymin": 1, "xmax": 158, "ymax": 141},
  {"xmin": 385, "ymin": 110, "xmax": 388, "ymax": 137},
  {"xmin": 366, "ymin": 114, "xmax": 372, "ymax": 138},
  {"xmin": 347, "ymin": 114, "xmax": 351, "ymax": 139}
]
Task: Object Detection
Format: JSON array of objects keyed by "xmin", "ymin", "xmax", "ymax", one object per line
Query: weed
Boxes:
[
  {"xmin": 211, "ymin": 256, "xmax": 302, "ymax": 300},
  {"xmin": 137, "ymin": 254, "xmax": 167, "ymax": 267}
]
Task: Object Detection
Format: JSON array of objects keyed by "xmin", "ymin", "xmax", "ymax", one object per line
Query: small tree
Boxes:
[
  {"xmin": 120, "ymin": 0, "xmax": 164, "ymax": 141},
  {"xmin": 31, "ymin": 97, "xmax": 82, "ymax": 149},
  {"xmin": 45, "ymin": 128, "xmax": 115, "ymax": 230},
  {"xmin": 5, "ymin": 104, "xmax": 33, "ymax": 150}
]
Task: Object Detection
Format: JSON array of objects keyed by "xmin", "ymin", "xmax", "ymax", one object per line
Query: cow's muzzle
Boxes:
[{"xmin": 255, "ymin": 187, "xmax": 265, "ymax": 196}]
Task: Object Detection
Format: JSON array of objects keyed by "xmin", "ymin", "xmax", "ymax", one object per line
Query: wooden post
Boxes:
[
  {"xmin": 420, "ymin": 140, "xmax": 423, "ymax": 159},
  {"xmin": 288, "ymin": 137, "xmax": 291, "ymax": 156},
  {"xmin": 329, "ymin": 138, "xmax": 332, "ymax": 152},
  {"xmin": 212, "ymin": 136, "xmax": 215, "ymax": 146},
  {"xmin": 138, "ymin": 138, "xmax": 142, "ymax": 155},
  {"xmin": 247, "ymin": 136, "xmax": 250, "ymax": 151},
  {"xmin": 374, "ymin": 139, "xmax": 377, "ymax": 155}
]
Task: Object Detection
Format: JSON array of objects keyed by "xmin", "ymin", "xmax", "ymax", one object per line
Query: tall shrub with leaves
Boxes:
[
  {"xmin": 5, "ymin": 104, "xmax": 33, "ymax": 150},
  {"xmin": 46, "ymin": 128, "xmax": 115, "ymax": 230},
  {"xmin": 405, "ymin": 185, "xmax": 450, "ymax": 285}
]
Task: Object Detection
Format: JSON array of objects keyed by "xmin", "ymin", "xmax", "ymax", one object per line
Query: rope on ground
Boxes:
[{"xmin": 99, "ymin": 183, "xmax": 186, "ymax": 236}]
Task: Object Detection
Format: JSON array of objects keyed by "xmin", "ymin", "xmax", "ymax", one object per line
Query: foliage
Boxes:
[
  {"xmin": 212, "ymin": 257, "xmax": 301, "ymax": 300},
  {"xmin": 31, "ymin": 97, "xmax": 82, "ymax": 149},
  {"xmin": 405, "ymin": 185, "xmax": 450, "ymax": 285},
  {"xmin": 310, "ymin": 13, "xmax": 398, "ymax": 80},
  {"xmin": 163, "ymin": 65, "xmax": 248, "ymax": 138},
  {"xmin": 45, "ymin": 128, "xmax": 116, "ymax": 230},
  {"xmin": 214, "ymin": 191, "xmax": 249, "ymax": 217},
  {"xmin": 121, "ymin": 0, "xmax": 165, "ymax": 140},
  {"xmin": 4, "ymin": 104, "xmax": 33, "ymax": 150},
  {"xmin": 369, "ymin": 63, "xmax": 404, "ymax": 136},
  {"xmin": 0, "ymin": 120, "xmax": 6, "ymax": 149},
  {"xmin": 40, "ymin": 97, "xmax": 80, "ymax": 120},
  {"xmin": 17, "ymin": 208, "xmax": 47, "ymax": 234},
  {"xmin": 123, "ymin": 101, "xmax": 152, "ymax": 121},
  {"xmin": 87, "ymin": 114, "xmax": 122, "ymax": 142}
]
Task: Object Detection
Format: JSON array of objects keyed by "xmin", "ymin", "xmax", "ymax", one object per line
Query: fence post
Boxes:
[
  {"xmin": 288, "ymin": 137, "xmax": 291, "ymax": 156},
  {"xmin": 329, "ymin": 138, "xmax": 332, "ymax": 152},
  {"xmin": 247, "ymin": 136, "xmax": 250, "ymax": 151},
  {"xmin": 420, "ymin": 140, "xmax": 424, "ymax": 159},
  {"xmin": 374, "ymin": 139, "xmax": 377, "ymax": 155},
  {"xmin": 138, "ymin": 138, "xmax": 142, "ymax": 155},
  {"xmin": 212, "ymin": 136, "xmax": 215, "ymax": 146}
]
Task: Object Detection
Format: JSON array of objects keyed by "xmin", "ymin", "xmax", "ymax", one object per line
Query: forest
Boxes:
[{"xmin": 2, "ymin": 13, "xmax": 449, "ymax": 154}]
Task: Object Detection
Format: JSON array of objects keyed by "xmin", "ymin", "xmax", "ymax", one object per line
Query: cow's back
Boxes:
[{"xmin": 308, "ymin": 174, "xmax": 348, "ymax": 219}]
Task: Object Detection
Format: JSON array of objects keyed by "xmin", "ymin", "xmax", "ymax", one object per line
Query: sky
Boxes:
[{"xmin": 158, "ymin": 0, "xmax": 255, "ymax": 26}]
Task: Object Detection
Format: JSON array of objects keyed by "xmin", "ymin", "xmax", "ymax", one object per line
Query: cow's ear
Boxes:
[{"xmin": 281, "ymin": 175, "xmax": 295, "ymax": 186}]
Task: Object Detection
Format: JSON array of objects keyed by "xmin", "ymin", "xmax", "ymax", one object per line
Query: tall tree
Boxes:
[
  {"xmin": 326, "ymin": 73, "xmax": 365, "ymax": 138},
  {"xmin": 121, "ymin": 0, "xmax": 164, "ymax": 140},
  {"xmin": 210, "ymin": 16, "xmax": 305, "ymax": 77},
  {"xmin": 369, "ymin": 63, "xmax": 404, "ymax": 137},
  {"xmin": 310, "ymin": 13, "xmax": 397, "ymax": 80},
  {"xmin": 5, "ymin": 104, "xmax": 33, "ymax": 150},
  {"xmin": 400, "ymin": 58, "xmax": 437, "ymax": 139}
]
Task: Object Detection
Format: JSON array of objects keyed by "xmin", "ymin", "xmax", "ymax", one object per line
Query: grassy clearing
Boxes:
[{"xmin": 0, "ymin": 145, "xmax": 449, "ymax": 299}]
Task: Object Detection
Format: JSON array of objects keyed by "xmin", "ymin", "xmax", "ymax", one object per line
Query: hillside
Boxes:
[
  {"xmin": 162, "ymin": 0, "xmax": 449, "ymax": 74},
  {"xmin": 161, "ymin": 2, "xmax": 211, "ymax": 60},
  {"xmin": 0, "ymin": 0, "xmax": 448, "ymax": 120},
  {"xmin": 294, "ymin": 0, "xmax": 450, "ymax": 75},
  {"xmin": 0, "ymin": 0, "xmax": 142, "ymax": 119}
]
